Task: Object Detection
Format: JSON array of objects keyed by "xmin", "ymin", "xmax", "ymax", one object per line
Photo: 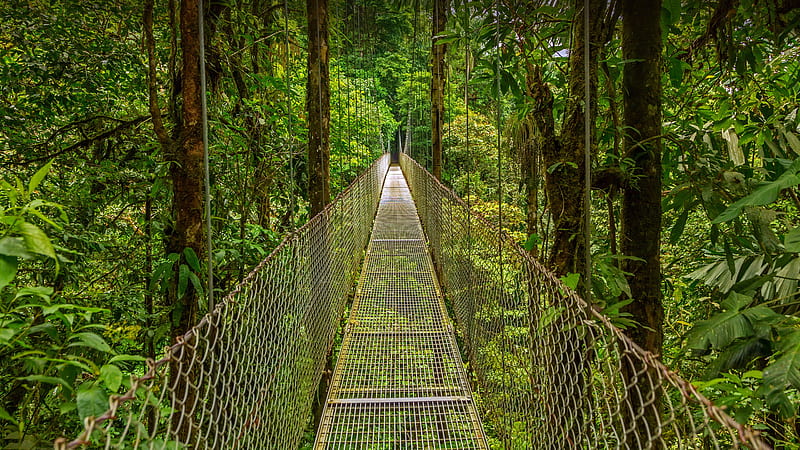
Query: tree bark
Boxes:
[
  {"xmin": 307, "ymin": 0, "xmax": 330, "ymax": 216},
  {"xmin": 543, "ymin": 0, "xmax": 603, "ymax": 281},
  {"xmin": 430, "ymin": 0, "xmax": 448, "ymax": 180},
  {"xmin": 166, "ymin": 0, "xmax": 206, "ymax": 441},
  {"xmin": 306, "ymin": 0, "xmax": 333, "ymax": 429},
  {"xmin": 527, "ymin": 2, "xmax": 606, "ymax": 447},
  {"xmin": 620, "ymin": 0, "xmax": 664, "ymax": 445}
]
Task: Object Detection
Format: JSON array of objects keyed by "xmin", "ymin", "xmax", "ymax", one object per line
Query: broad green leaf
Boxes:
[
  {"xmin": 560, "ymin": 273, "xmax": 580, "ymax": 290},
  {"xmin": 0, "ymin": 405, "xmax": 17, "ymax": 425},
  {"xmin": 59, "ymin": 402, "xmax": 77, "ymax": 415},
  {"xmin": 742, "ymin": 370, "xmax": 763, "ymax": 379},
  {"xmin": 14, "ymin": 286, "xmax": 53, "ymax": 301},
  {"xmin": 108, "ymin": 354, "xmax": 147, "ymax": 364},
  {"xmin": 177, "ymin": 264, "xmax": 189, "ymax": 299},
  {"xmin": 720, "ymin": 292, "xmax": 752, "ymax": 312},
  {"xmin": 100, "ymin": 364, "xmax": 123, "ymax": 392},
  {"xmin": 41, "ymin": 304, "xmax": 107, "ymax": 315},
  {"xmin": 687, "ymin": 309, "xmax": 753, "ymax": 351},
  {"xmin": 28, "ymin": 160, "xmax": 53, "ymax": 194},
  {"xmin": 150, "ymin": 261, "xmax": 174, "ymax": 291},
  {"xmin": 16, "ymin": 222, "xmax": 56, "ymax": 260},
  {"xmin": 68, "ymin": 332, "xmax": 111, "ymax": 353},
  {"xmin": 713, "ymin": 159, "xmax": 800, "ymax": 223},
  {"xmin": 523, "ymin": 234, "xmax": 540, "ymax": 252},
  {"xmin": 785, "ymin": 227, "xmax": 800, "ymax": 253},
  {"xmin": 763, "ymin": 347, "xmax": 800, "ymax": 412},
  {"xmin": 668, "ymin": 207, "xmax": 689, "ymax": 244},
  {"xmin": 713, "ymin": 175, "xmax": 800, "ymax": 223},
  {"xmin": 188, "ymin": 272, "xmax": 204, "ymax": 299},
  {"xmin": 76, "ymin": 384, "xmax": 108, "ymax": 420},
  {"xmin": 0, "ymin": 237, "xmax": 33, "ymax": 259},
  {"xmin": 183, "ymin": 247, "xmax": 201, "ymax": 271},
  {"xmin": 18, "ymin": 375, "xmax": 72, "ymax": 392},
  {"xmin": 0, "ymin": 254, "xmax": 18, "ymax": 290}
]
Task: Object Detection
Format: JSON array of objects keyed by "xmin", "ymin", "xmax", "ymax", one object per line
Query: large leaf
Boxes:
[
  {"xmin": 0, "ymin": 254, "xmax": 18, "ymax": 290},
  {"xmin": 16, "ymin": 222, "xmax": 56, "ymax": 260},
  {"xmin": 100, "ymin": 364, "xmax": 123, "ymax": 392},
  {"xmin": 76, "ymin": 384, "xmax": 108, "ymax": 420},
  {"xmin": 784, "ymin": 227, "xmax": 800, "ymax": 253},
  {"xmin": 687, "ymin": 309, "xmax": 752, "ymax": 351},
  {"xmin": 27, "ymin": 160, "xmax": 53, "ymax": 194},
  {"xmin": 0, "ymin": 405, "xmax": 17, "ymax": 425},
  {"xmin": 183, "ymin": 247, "xmax": 201, "ymax": 272},
  {"xmin": 18, "ymin": 375, "xmax": 72, "ymax": 393},
  {"xmin": 763, "ymin": 330, "xmax": 800, "ymax": 417},
  {"xmin": 713, "ymin": 159, "xmax": 800, "ymax": 223},
  {"xmin": 0, "ymin": 236, "xmax": 34, "ymax": 259},
  {"xmin": 177, "ymin": 264, "xmax": 190, "ymax": 299},
  {"xmin": 67, "ymin": 332, "xmax": 111, "ymax": 353}
]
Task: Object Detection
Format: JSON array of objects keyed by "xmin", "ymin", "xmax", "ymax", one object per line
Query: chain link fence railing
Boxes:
[
  {"xmin": 56, "ymin": 154, "xmax": 390, "ymax": 449},
  {"xmin": 399, "ymin": 154, "xmax": 768, "ymax": 449}
]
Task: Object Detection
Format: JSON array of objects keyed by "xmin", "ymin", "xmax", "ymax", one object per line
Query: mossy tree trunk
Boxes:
[
  {"xmin": 307, "ymin": 0, "xmax": 331, "ymax": 216},
  {"xmin": 431, "ymin": 0, "xmax": 448, "ymax": 180},
  {"xmin": 620, "ymin": 0, "xmax": 665, "ymax": 445}
]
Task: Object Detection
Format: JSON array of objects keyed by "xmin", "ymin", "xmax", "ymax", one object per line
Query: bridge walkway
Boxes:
[{"xmin": 314, "ymin": 166, "xmax": 487, "ymax": 449}]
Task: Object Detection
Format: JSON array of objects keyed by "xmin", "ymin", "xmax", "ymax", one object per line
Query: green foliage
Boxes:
[{"xmin": 0, "ymin": 164, "xmax": 141, "ymax": 442}]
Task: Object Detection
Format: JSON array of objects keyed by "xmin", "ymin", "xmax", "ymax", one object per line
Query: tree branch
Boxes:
[{"xmin": 16, "ymin": 116, "xmax": 150, "ymax": 165}]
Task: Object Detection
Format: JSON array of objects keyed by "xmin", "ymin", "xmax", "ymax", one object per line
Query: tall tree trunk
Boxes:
[
  {"xmin": 528, "ymin": 1, "xmax": 605, "ymax": 446},
  {"xmin": 543, "ymin": 0, "xmax": 602, "ymax": 280},
  {"xmin": 307, "ymin": 0, "xmax": 330, "ymax": 216},
  {"xmin": 404, "ymin": 108, "xmax": 412, "ymax": 155},
  {"xmin": 430, "ymin": 0, "xmax": 448, "ymax": 180},
  {"xmin": 170, "ymin": 0, "xmax": 204, "ymax": 341},
  {"xmin": 620, "ymin": 0, "xmax": 664, "ymax": 445},
  {"xmin": 306, "ymin": 0, "xmax": 333, "ymax": 430},
  {"xmin": 167, "ymin": 0, "xmax": 206, "ymax": 441}
]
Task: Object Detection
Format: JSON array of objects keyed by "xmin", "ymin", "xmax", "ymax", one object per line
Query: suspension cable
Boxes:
[
  {"xmin": 198, "ymin": 0, "xmax": 214, "ymax": 310},
  {"xmin": 284, "ymin": 0, "xmax": 295, "ymax": 230},
  {"xmin": 493, "ymin": 0, "xmax": 510, "ymax": 442},
  {"xmin": 583, "ymin": 0, "xmax": 592, "ymax": 302}
]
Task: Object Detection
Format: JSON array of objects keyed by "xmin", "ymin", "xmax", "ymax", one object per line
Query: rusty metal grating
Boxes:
[{"xmin": 315, "ymin": 166, "xmax": 487, "ymax": 449}]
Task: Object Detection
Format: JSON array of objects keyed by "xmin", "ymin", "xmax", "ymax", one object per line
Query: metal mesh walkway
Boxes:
[{"xmin": 314, "ymin": 166, "xmax": 488, "ymax": 449}]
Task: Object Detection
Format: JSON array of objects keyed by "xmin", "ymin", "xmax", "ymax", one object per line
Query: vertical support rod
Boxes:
[
  {"xmin": 583, "ymin": 0, "xmax": 592, "ymax": 303},
  {"xmin": 198, "ymin": 0, "xmax": 214, "ymax": 310}
]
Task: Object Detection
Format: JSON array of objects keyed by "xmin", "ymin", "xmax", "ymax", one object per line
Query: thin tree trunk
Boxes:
[
  {"xmin": 144, "ymin": 194, "xmax": 154, "ymax": 360},
  {"xmin": 430, "ymin": 0, "xmax": 448, "ymax": 180},
  {"xmin": 404, "ymin": 108, "xmax": 412, "ymax": 155},
  {"xmin": 620, "ymin": 0, "xmax": 664, "ymax": 446},
  {"xmin": 306, "ymin": 0, "xmax": 333, "ymax": 430},
  {"xmin": 307, "ymin": 0, "xmax": 330, "ymax": 216}
]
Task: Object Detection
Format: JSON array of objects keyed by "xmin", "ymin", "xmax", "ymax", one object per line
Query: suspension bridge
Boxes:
[{"xmin": 57, "ymin": 155, "xmax": 768, "ymax": 449}]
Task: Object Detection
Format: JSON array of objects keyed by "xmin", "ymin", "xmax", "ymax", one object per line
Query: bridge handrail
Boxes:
[
  {"xmin": 399, "ymin": 153, "xmax": 768, "ymax": 449},
  {"xmin": 56, "ymin": 154, "xmax": 391, "ymax": 449}
]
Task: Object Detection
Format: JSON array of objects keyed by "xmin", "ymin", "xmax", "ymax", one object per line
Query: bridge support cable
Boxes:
[
  {"xmin": 399, "ymin": 154, "xmax": 768, "ymax": 449},
  {"xmin": 314, "ymin": 166, "xmax": 487, "ymax": 448}
]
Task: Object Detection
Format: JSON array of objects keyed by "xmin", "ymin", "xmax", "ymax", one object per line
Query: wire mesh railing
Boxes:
[
  {"xmin": 56, "ymin": 154, "xmax": 390, "ymax": 449},
  {"xmin": 399, "ymin": 154, "xmax": 768, "ymax": 449}
]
